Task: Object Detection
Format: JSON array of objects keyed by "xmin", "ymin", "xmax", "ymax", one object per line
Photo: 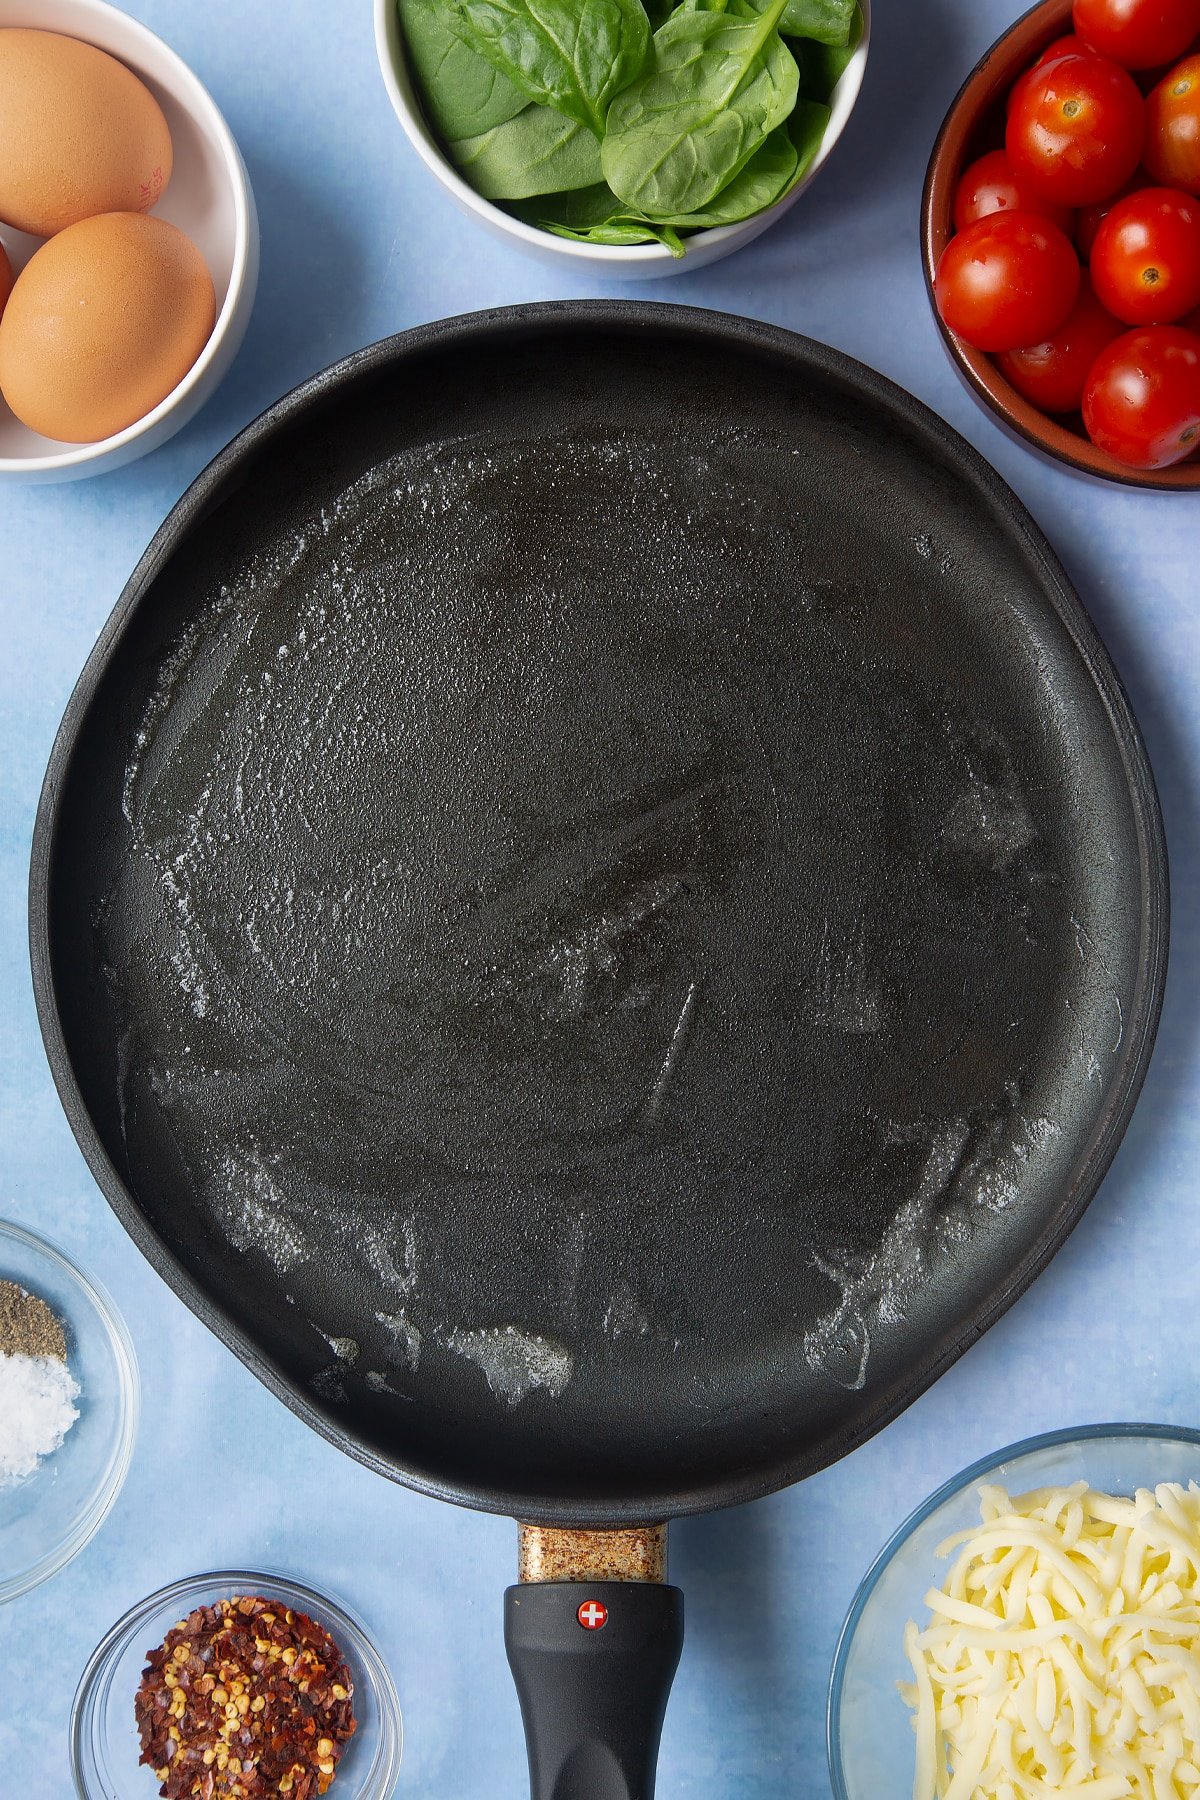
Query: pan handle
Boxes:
[{"xmin": 505, "ymin": 1526, "xmax": 684, "ymax": 1800}]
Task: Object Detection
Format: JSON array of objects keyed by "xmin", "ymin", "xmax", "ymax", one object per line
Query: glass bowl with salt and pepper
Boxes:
[{"xmin": 0, "ymin": 1217, "xmax": 138, "ymax": 1603}]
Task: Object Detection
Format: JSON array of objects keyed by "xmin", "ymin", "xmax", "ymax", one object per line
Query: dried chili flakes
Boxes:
[{"xmin": 134, "ymin": 1594, "xmax": 357, "ymax": 1799}]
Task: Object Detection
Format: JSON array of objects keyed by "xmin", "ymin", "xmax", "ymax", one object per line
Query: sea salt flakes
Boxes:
[{"xmin": 0, "ymin": 1352, "xmax": 81, "ymax": 1486}]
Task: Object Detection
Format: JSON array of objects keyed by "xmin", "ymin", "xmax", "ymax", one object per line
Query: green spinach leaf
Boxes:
[
  {"xmin": 546, "ymin": 219, "xmax": 687, "ymax": 254},
  {"xmin": 513, "ymin": 182, "xmax": 684, "ymax": 252},
  {"xmin": 602, "ymin": 0, "xmax": 798, "ymax": 218},
  {"xmin": 652, "ymin": 123, "xmax": 797, "ymax": 224},
  {"xmin": 656, "ymin": 97, "xmax": 829, "ymax": 226},
  {"xmin": 790, "ymin": 2, "xmax": 862, "ymax": 93},
  {"xmin": 781, "ymin": 95, "xmax": 831, "ymax": 191},
  {"xmin": 449, "ymin": 104, "xmax": 604, "ymax": 198},
  {"xmin": 512, "ymin": 180, "xmax": 628, "ymax": 227},
  {"xmin": 510, "ymin": 181, "xmax": 672, "ymax": 246},
  {"xmin": 779, "ymin": 0, "xmax": 856, "ymax": 46},
  {"xmin": 397, "ymin": 0, "xmax": 527, "ymax": 140},
  {"xmin": 450, "ymin": 0, "xmax": 650, "ymax": 134}
]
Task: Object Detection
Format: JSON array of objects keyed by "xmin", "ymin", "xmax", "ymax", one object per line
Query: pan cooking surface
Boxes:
[{"xmin": 37, "ymin": 308, "xmax": 1164, "ymax": 1519}]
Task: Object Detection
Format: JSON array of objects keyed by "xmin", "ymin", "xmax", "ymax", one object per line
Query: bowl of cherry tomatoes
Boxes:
[{"xmin": 923, "ymin": 0, "xmax": 1200, "ymax": 488}]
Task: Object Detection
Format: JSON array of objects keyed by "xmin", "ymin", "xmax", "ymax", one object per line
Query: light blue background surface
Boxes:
[{"xmin": 1, "ymin": 2, "xmax": 1198, "ymax": 1794}]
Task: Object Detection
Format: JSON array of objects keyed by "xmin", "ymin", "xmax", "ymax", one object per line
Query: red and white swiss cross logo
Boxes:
[{"xmin": 577, "ymin": 1599, "xmax": 608, "ymax": 1631}]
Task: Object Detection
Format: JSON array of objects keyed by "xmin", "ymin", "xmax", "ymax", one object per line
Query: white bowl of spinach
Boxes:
[{"xmin": 376, "ymin": 0, "xmax": 870, "ymax": 274}]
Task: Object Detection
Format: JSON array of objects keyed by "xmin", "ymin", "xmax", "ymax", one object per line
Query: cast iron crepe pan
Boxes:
[{"xmin": 32, "ymin": 303, "xmax": 1166, "ymax": 1798}]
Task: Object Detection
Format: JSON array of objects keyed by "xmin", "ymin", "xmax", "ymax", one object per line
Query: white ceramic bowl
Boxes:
[
  {"xmin": 375, "ymin": 0, "xmax": 870, "ymax": 277},
  {"xmin": 0, "ymin": 0, "xmax": 259, "ymax": 481}
]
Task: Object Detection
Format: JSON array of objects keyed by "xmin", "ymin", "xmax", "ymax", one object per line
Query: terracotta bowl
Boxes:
[{"xmin": 921, "ymin": 0, "xmax": 1200, "ymax": 490}]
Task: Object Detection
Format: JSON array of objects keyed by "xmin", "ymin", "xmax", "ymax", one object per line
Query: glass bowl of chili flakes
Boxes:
[{"xmin": 71, "ymin": 1569, "xmax": 402, "ymax": 1800}]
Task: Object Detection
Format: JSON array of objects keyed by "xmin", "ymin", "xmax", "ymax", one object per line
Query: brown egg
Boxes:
[
  {"xmin": 0, "ymin": 213, "xmax": 215, "ymax": 443},
  {"xmin": 0, "ymin": 29, "xmax": 173, "ymax": 237},
  {"xmin": 0, "ymin": 238, "xmax": 11, "ymax": 320}
]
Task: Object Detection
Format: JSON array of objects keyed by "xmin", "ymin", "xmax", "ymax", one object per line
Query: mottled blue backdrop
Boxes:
[{"xmin": 1, "ymin": 2, "xmax": 1197, "ymax": 1794}]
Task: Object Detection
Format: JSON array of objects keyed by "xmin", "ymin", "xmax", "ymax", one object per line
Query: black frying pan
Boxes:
[{"xmin": 31, "ymin": 303, "xmax": 1166, "ymax": 1799}]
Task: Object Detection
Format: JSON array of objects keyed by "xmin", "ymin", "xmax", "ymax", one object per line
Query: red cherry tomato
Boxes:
[
  {"xmin": 1035, "ymin": 32, "xmax": 1096, "ymax": 66},
  {"xmin": 934, "ymin": 213, "xmax": 1082, "ymax": 352},
  {"xmin": 1073, "ymin": 0, "xmax": 1200, "ymax": 71},
  {"xmin": 1007, "ymin": 53, "xmax": 1146, "ymax": 206},
  {"xmin": 1076, "ymin": 176, "xmax": 1145, "ymax": 257},
  {"xmin": 1007, "ymin": 36, "xmax": 1095, "ymax": 114},
  {"xmin": 1083, "ymin": 323, "xmax": 1200, "ymax": 464},
  {"xmin": 995, "ymin": 274, "xmax": 1126, "ymax": 410},
  {"xmin": 1090, "ymin": 186, "xmax": 1200, "ymax": 320},
  {"xmin": 953, "ymin": 150, "xmax": 1075, "ymax": 234},
  {"xmin": 1145, "ymin": 54, "xmax": 1200, "ymax": 192}
]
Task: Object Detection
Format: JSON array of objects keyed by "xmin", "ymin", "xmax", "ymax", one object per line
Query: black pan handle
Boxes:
[{"xmin": 505, "ymin": 1581, "xmax": 684, "ymax": 1800}]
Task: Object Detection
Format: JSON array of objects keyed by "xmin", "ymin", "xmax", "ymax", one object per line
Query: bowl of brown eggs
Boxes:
[{"xmin": 0, "ymin": 0, "xmax": 258, "ymax": 480}]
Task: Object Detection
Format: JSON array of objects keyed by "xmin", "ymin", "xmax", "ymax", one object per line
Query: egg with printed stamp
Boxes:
[{"xmin": 0, "ymin": 26, "xmax": 173, "ymax": 236}]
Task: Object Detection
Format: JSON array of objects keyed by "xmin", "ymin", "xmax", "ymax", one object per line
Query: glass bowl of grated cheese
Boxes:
[
  {"xmin": 829, "ymin": 1424, "xmax": 1200, "ymax": 1800},
  {"xmin": 0, "ymin": 1217, "xmax": 138, "ymax": 1603}
]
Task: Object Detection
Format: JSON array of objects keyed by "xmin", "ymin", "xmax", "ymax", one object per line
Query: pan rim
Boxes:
[{"xmin": 28, "ymin": 300, "xmax": 1170, "ymax": 1526}]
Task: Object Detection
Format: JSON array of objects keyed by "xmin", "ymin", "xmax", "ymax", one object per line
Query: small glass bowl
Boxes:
[
  {"xmin": 72, "ymin": 1569, "xmax": 403, "ymax": 1800},
  {"xmin": 827, "ymin": 1424, "xmax": 1200, "ymax": 1800},
  {"xmin": 0, "ymin": 1217, "xmax": 139, "ymax": 1603}
]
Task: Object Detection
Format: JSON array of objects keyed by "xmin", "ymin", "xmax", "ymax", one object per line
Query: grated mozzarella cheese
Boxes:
[{"xmin": 900, "ymin": 1481, "xmax": 1200, "ymax": 1799}]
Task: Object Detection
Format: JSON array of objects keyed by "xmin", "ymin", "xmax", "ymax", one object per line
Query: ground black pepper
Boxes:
[
  {"xmin": 134, "ymin": 1595, "xmax": 357, "ymax": 1799},
  {"xmin": 0, "ymin": 1278, "xmax": 67, "ymax": 1359}
]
